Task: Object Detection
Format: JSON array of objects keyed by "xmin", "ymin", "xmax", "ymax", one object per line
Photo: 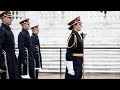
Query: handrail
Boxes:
[{"xmin": 15, "ymin": 46, "xmax": 120, "ymax": 79}]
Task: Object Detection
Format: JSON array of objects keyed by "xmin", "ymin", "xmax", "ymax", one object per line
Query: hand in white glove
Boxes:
[
  {"xmin": 65, "ymin": 61, "xmax": 75, "ymax": 76},
  {"xmin": 35, "ymin": 67, "xmax": 43, "ymax": 72},
  {"xmin": 68, "ymin": 69, "xmax": 75, "ymax": 76},
  {"xmin": 83, "ymin": 32, "xmax": 87, "ymax": 39},
  {"xmin": 38, "ymin": 67, "xmax": 43, "ymax": 72}
]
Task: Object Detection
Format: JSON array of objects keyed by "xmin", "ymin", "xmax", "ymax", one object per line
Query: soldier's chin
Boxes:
[{"xmin": 9, "ymin": 22, "xmax": 12, "ymax": 25}]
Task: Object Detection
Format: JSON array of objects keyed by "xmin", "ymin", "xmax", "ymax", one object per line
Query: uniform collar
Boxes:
[
  {"xmin": 32, "ymin": 33, "xmax": 38, "ymax": 37},
  {"xmin": 72, "ymin": 29, "xmax": 79, "ymax": 34},
  {"xmin": 22, "ymin": 28, "xmax": 29, "ymax": 34},
  {"xmin": 1, "ymin": 23, "xmax": 11, "ymax": 30}
]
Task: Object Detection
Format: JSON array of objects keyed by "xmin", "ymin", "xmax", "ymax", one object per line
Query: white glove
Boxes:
[
  {"xmin": 35, "ymin": 67, "xmax": 43, "ymax": 72},
  {"xmin": 38, "ymin": 67, "xmax": 43, "ymax": 72},
  {"xmin": 65, "ymin": 61, "xmax": 75, "ymax": 76},
  {"xmin": 83, "ymin": 33, "xmax": 87, "ymax": 39}
]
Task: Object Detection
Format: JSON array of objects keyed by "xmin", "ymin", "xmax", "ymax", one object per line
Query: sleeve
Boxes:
[
  {"xmin": 80, "ymin": 33, "xmax": 83, "ymax": 39},
  {"xmin": 0, "ymin": 29, "xmax": 5, "ymax": 64},
  {"xmin": 18, "ymin": 33, "xmax": 25, "ymax": 64},
  {"xmin": 38, "ymin": 41, "xmax": 42, "ymax": 68},
  {"xmin": 66, "ymin": 33, "xmax": 77, "ymax": 61},
  {"xmin": 31, "ymin": 36, "xmax": 37, "ymax": 60}
]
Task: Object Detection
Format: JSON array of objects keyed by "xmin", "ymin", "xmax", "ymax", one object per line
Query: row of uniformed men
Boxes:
[{"xmin": 0, "ymin": 11, "xmax": 42, "ymax": 79}]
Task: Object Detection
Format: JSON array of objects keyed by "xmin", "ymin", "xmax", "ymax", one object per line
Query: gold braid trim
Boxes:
[
  {"xmin": 67, "ymin": 33, "xmax": 77, "ymax": 48},
  {"xmin": 74, "ymin": 34, "xmax": 77, "ymax": 48}
]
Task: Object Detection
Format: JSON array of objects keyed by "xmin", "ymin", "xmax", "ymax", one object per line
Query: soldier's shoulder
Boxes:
[
  {"xmin": 19, "ymin": 30, "xmax": 25, "ymax": 35},
  {"xmin": 18, "ymin": 31, "xmax": 26, "ymax": 37},
  {"xmin": 69, "ymin": 32, "xmax": 75, "ymax": 38},
  {"xmin": 0, "ymin": 27, "xmax": 6, "ymax": 33},
  {"xmin": 71, "ymin": 32, "xmax": 76, "ymax": 36},
  {"xmin": 31, "ymin": 34, "xmax": 35, "ymax": 38},
  {"xmin": 71, "ymin": 32, "xmax": 75, "ymax": 35},
  {"xmin": 67, "ymin": 33, "xmax": 75, "ymax": 42},
  {"xmin": 31, "ymin": 35, "xmax": 37, "ymax": 41},
  {"xmin": 67, "ymin": 32, "xmax": 78, "ymax": 48},
  {"xmin": 31, "ymin": 35, "xmax": 34, "ymax": 39},
  {"xmin": 0, "ymin": 26, "xmax": 5, "ymax": 30}
]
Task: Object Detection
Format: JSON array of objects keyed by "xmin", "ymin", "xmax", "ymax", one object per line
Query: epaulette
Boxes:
[{"xmin": 67, "ymin": 33, "xmax": 77, "ymax": 48}]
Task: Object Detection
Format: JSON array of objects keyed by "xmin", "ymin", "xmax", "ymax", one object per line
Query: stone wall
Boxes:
[{"xmin": 1, "ymin": 11, "xmax": 120, "ymax": 47}]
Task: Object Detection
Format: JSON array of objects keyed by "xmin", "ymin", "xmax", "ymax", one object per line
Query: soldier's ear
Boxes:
[{"xmin": 1, "ymin": 17, "xmax": 6, "ymax": 22}]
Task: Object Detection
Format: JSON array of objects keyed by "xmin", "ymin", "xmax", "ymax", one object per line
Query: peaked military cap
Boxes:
[
  {"xmin": 0, "ymin": 11, "xmax": 12, "ymax": 19},
  {"xmin": 68, "ymin": 16, "xmax": 82, "ymax": 30},
  {"xmin": 19, "ymin": 18, "xmax": 30, "ymax": 24},
  {"xmin": 31, "ymin": 25, "xmax": 39, "ymax": 29}
]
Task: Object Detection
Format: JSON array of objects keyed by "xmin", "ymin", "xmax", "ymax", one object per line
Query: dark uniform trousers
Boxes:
[
  {"xmin": 65, "ymin": 30, "xmax": 83, "ymax": 79},
  {"xmin": 31, "ymin": 33, "xmax": 42, "ymax": 79},
  {"xmin": 0, "ymin": 23, "xmax": 20, "ymax": 79},
  {"xmin": 18, "ymin": 28, "xmax": 35, "ymax": 79}
]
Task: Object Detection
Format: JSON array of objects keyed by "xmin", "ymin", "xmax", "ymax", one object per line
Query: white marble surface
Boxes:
[{"xmin": 4, "ymin": 11, "xmax": 119, "ymax": 46}]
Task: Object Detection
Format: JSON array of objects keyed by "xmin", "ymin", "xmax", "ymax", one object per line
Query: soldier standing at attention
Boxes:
[
  {"xmin": 0, "ymin": 11, "xmax": 20, "ymax": 79},
  {"xmin": 65, "ymin": 16, "xmax": 84, "ymax": 79},
  {"xmin": 18, "ymin": 18, "xmax": 35, "ymax": 79},
  {"xmin": 31, "ymin": 25, "xmax": 42, "ymax": 79}
]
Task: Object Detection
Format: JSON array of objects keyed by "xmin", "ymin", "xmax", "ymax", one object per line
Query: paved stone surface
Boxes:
[{"xmin": 38, "ymin": 72, "xmax": 120, "ymax": 79}]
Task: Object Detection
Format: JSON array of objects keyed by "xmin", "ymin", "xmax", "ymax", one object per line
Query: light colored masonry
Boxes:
[{"xmin": 1, "ymin": 11, "xmax": 120, "ymax": 47}]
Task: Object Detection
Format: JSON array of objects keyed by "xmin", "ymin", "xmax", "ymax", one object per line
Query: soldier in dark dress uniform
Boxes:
[
  {"xmin": 65, "ymin": 16, "xmax": 84, "ymax": 79},
  {"xmin": 31, "ymin": 25, "xmax": 42, "ymax": 79},
  {"xmin": 18, "ymin": 18, "xmax": 35, "ymax": 79},
  {"xmin": 0, "ymin": 11, "xmax": 20, "ymax": 79}
]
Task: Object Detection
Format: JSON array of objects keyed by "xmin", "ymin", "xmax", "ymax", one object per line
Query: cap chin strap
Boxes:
[
  {"xmin": 0, "ymin": 14, "xmax": 12, "ymax": 19},
  {"xmin": 70, "ymin": 21, "xmax": 81, "ymax": 27},
  {"xmin": 21, "ymin": 22, "xmax": 30, "ymax": 25}
]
